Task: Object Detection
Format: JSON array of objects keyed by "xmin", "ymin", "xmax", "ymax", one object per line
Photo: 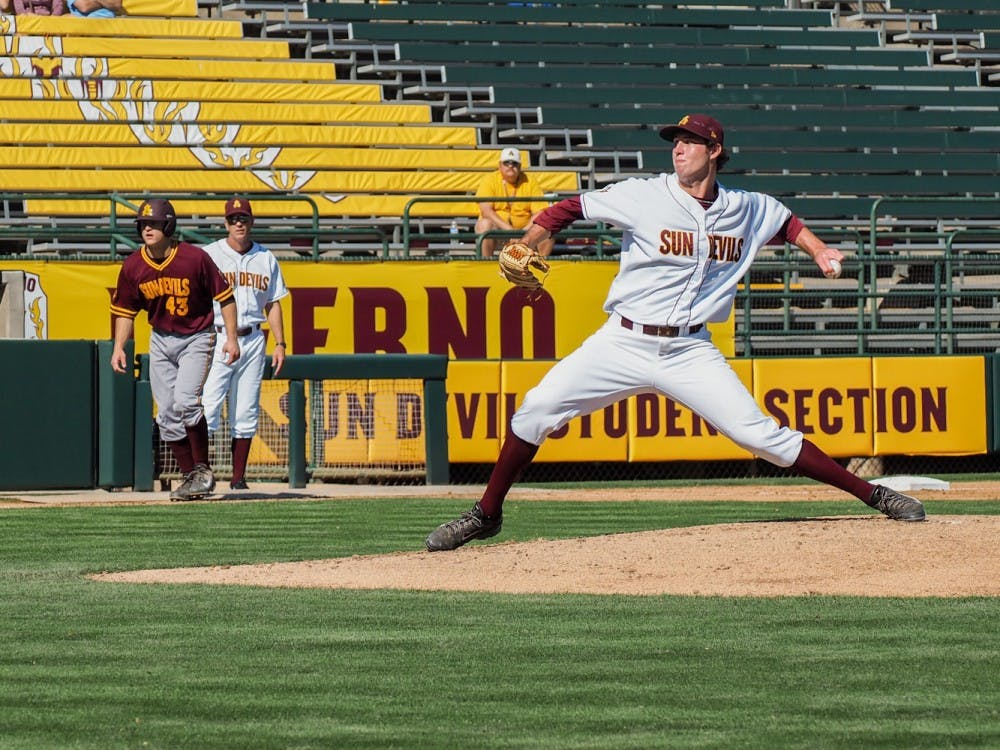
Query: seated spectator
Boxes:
[
  {"xmin": 67, "ymin": 0, "xmax": 121, "ymax": 16},
  {"xmin": 475, "ymin": 147, "xmax": 555, "ymax": 258},
  {"xmin": 13, "ymin": 0, "xmax": 67, "ymax": 13}
]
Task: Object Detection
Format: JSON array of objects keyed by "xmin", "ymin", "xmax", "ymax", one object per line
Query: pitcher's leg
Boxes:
[
  {"xmin": 651, "ymin": 337, "xmax": 802, "ymax": 466},
  {"xmin": 654, "ymin": 337, "xmax": 923, "ymax": 521},
  {"xmin": 792, "ymin": 439, "xmax": 924, "ymax": 520},
  {"xmin": 510, "ymin": 323, "xmax": 653, "ymax": 446},
  {"xmin": 427, "ymin": 322, "xmax": 653, "ymax": 550},
  {"xmin": 478, "ymin": 434, "xmax": 539, "ymax": 517}
]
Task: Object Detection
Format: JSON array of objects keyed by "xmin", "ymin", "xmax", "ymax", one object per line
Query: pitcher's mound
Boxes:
[{"xmin": 94, "ymin": 514, "xmax": 998, "ymax": 597}]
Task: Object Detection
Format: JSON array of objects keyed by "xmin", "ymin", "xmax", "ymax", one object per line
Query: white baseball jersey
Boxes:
[
  {"xmin": 510, "ymin": 171, "xmax": 804, "ymax": 467},
  {"xmin": 582, "ymin": 172, "xmax": 791, "ymax": 326},
  {"xmin": 202, "ymin": 239, "xmax": 289, "ymax": 331},
  {"xmin": 201, "ymin": 238, "xmax": 288, "ymax": 438}
]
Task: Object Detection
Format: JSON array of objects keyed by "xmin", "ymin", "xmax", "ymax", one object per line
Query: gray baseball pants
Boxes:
[{"xmin": 149, "ymin": 328, "xmax": 216, "ymax": 442}]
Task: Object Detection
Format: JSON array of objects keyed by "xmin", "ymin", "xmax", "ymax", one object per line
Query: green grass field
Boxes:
[{"xmin": 1, "ymin": 496, "xmax": 997, "ymax": 749}]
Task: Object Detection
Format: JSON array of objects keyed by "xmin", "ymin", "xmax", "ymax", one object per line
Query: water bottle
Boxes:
[{"xmin": 449, "ymin": 219, "xmax": 460, "ymax": 249}]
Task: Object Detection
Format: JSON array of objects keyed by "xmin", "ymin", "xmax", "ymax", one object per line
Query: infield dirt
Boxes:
[{"xmin": 75, "ymin": 480, "xmax": 1000, "ymax": 598}]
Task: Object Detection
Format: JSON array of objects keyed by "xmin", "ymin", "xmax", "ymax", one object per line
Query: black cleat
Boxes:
[
  {"xmin": 869, "ymin": 485, "xmax": 926, "ymax": 521},
  {"xmin": 425, "ymin": 503, "xmax": 503, "ymax": 551},
  {"xmin": 229, "ymin": 479, "xmax": 249, "ymax": 490}
]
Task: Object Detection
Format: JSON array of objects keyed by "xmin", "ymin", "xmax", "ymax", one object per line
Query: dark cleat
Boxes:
[
  {"xmin": 169, "ymin": 471, "xmax": 198, "ymax": 502},
  {"xmin": 425, "ymin": 503, "xmax": 503, "ymax": 551},
  {"xmin": 869, "ymin": 485, "xmax": 926, "ymax": 521},
  {"xmin": 179, "ymin": 463, "xmax": 215, "ymax": 500}
]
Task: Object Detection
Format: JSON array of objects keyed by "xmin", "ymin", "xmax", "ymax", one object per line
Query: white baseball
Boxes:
[{"xmin": 825, "ymin": 259, "xmax": 842, "ymax": 279}]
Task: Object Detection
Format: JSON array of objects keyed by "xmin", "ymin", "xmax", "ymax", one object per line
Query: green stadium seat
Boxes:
[
  {"xmin": 889, "ymin": 0, "xmax": 1000, "ymax": 9},
  {"xmin": 536, "ymin": 106, "xmax": 999, "ymax": 130},
  {"xmin": 306, "ymin": 2, "xmax": 835, "ymax": 28},
  {"xmin": 599, "ymin": 127, "xmax": 999, "ymax": 153},
  {"xmin": 720, "ymin": 173, "xmax": 998, "ymax": 197},
  {"xmin": 490, "ymin": 84, "xmax": 997, "ymax": 110},
  {"xmin": 727, "ymin": 150, "xmax": 1000, "ymax": 175},
  {"xmin": 933, "ymin": 11, "xmax": 1000, "ymax": 30},
  {"xmin": 506, "ymin": 0, "xmax": 787, "ymax": 7},
  {"xmin": 437, "ymin": 63, "xmax": 980, "ymax": 89},
  {"xmin": 347, "ymin": 20, "xmax": 882, "ymax": 49},
  {"xmin": 393, "ymin": 41, "xmax": 931, "ymax": 68}
]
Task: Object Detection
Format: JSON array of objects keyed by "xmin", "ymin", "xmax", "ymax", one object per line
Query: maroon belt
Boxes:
[{"xmin": 620, "ymin": 316, "xmax": 703, "ymax": 338}]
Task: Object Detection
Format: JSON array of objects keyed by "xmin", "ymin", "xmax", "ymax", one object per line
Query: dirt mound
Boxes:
[{"xmin": 94, "ymin": 514, "xmax": 999, "ymax": 597}]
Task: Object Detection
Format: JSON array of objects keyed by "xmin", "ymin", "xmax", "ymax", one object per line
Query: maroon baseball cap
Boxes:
[
  {"xmin": 225, "ymin": 196, "xmax": 253, "ymax": 218},
  {"xmin": 659, "ymin": 114, "xmax": 725, "ymax": 146}
]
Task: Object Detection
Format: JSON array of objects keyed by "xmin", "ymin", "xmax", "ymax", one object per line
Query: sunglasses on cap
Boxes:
[{"xmin": 226, "ymin": 214, "xmax": 252, "ymax": 224}]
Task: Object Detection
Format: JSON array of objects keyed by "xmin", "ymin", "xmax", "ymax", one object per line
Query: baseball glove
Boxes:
[{"xmin": 498, "ymin": 241, "xmax": 550, "ymax": 291}]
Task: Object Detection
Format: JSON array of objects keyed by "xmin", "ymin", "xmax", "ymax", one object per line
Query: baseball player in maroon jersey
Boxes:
[
  {"xmin": 426, "ymin": 113, "xmax": 925, "ymax": 551},
  {"xmin": 110, "ymin": 198, "xmax": 241, "ymax": 500}
]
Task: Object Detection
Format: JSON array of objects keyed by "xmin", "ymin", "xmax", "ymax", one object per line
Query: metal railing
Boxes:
[
  {"xmin": 0, "ymin": 192, "xmax": 390, "ymax": 259},
  {"xmin": 736, "ymin": 238, "xmax": 1000, "ymax": 357},
  {"xmin": 400, "ymin": 194, "xmax": 622, "ymax": 258}
]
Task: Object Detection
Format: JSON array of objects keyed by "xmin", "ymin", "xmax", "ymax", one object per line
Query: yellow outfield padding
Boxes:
[
  {"xmin": 4, "ymin": 57, "xmax": 337, "ymax": 81},
  {"xmin": 0, "ymin": 15, "xmax": 243, "ymax": 37},
  {"xmin": 0, "ymin": 78, "xmax": 382, "ymax": 102},
  {"xmin": 6, "ymin": 37, "xmax": 291, "ymax": 61},
  {"xmin": 0, "ymin": 145, "xmax": 502, "ymax": 170},
  {"xmin": 4, "ymin": 168, "xmax": 579, "ymax": 194},
  {"xmin": 9, "ymin": 122, "xmax": 477, "ymax": 147},
  {"xmin": 5, "ymin": 100, "xmax": 432, "ymax": 125},
  {"xmin": 25, "ymin": 195, "xmax": 546, "ymax": 218},
  {"xmin": 121, "ymin": 0, "xmax": 197, "ymax": 16}
]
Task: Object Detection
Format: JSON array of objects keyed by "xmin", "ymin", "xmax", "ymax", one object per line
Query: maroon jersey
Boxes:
[{"xmin": 111, "ymin": 241, "xmax": 234, "ymax": 335}]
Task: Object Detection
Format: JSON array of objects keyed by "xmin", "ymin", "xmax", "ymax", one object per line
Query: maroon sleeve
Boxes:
[
  {"xmin": 767, "ymin": 215, "xmax": 805, "ymax": 245},
  {"xmin": 201, "ymin": 250, "xmax": 234, "ymax": 304},
  {"xmin": 534, "ymin": 195, "xmax": 584, "ymax": 234},
  {"xmin": 110, "ymin": 255, "xmax": 143, "ymax": 320}
]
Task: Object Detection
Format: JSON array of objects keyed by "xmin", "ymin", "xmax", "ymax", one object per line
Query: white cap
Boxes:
[{"xmin": 500, "ymin": 147, "xmax": 522, "ymax": 164}]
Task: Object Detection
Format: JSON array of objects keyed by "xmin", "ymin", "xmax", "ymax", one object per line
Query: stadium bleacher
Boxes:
[
  {"xmin": 2, "ymin": 0, "xmax": 999, "ymax": 351},
  {"xmin": 0, "ymin": 7, "xmax": 581, "ymax": 247}
]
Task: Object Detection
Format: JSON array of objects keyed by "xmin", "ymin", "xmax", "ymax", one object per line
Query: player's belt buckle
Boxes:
[{"xmin": 620, "ymin": 316, "xmax": 702, "ymax": 338}]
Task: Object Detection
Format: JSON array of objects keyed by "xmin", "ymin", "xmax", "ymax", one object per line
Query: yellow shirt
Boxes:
[{"xmin": 476, "ymin": 171, "xmax": 550, "ymax": 229}]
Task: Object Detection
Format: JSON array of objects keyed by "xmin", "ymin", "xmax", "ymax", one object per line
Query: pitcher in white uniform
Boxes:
[
  {"xmin": 202, "ymin": 197, "xmax": 289, "ymax": 490},
  {"xmin": 426, "ymin": 113, "xmax": 925, "ymax": 551}
]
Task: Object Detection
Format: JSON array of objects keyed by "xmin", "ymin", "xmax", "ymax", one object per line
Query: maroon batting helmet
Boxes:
[{"xmin": 134, "ymin": 198, "xmax": 177, "ymax": 238}]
